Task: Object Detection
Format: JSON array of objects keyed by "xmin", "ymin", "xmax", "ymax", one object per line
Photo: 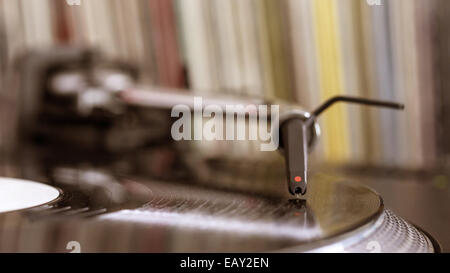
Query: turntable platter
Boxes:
[
  {"xmin": 0, "ymin": 173, "xmax": 436, "ymax": 252},
  {"xmin": 0, "ymin": 177, "xmax": 60, "ymax": 213}
]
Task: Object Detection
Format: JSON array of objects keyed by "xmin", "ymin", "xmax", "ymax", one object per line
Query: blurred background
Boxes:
[{"xmin": 0, "ymin": 0, "xmax": 448, "ymax": 250}]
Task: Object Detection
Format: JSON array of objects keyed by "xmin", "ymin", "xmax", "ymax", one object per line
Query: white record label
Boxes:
[{"xmin": 0, "ymin": 177, "xmax": 60, "ymax": 213}]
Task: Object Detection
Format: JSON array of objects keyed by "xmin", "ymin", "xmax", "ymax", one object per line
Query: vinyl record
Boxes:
[{"xmin": 0, "ymin": 173, "xmax": 389, "ymax": 252}]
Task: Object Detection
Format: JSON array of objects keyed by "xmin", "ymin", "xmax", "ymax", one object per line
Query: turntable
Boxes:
[{"xmin": 0, "ymin": 48, "xmax": 440, "ymax": 253}]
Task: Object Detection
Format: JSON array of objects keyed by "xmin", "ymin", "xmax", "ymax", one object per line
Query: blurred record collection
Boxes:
[{"xmin": 1, "ymin": 0, "xmax": 448, "ymax": 168}]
